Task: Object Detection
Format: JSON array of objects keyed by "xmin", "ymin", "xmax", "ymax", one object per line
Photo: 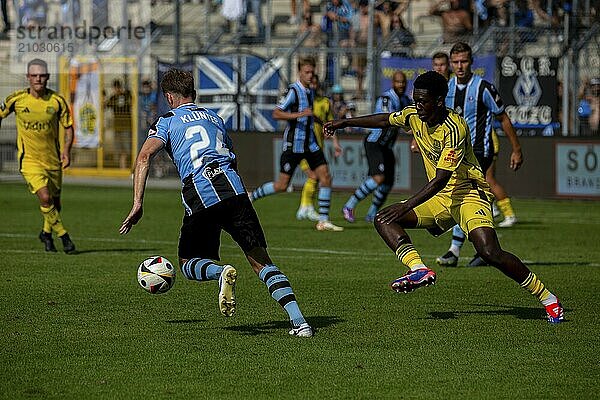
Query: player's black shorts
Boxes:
[
  {"xmin": 365, "ymin": 140, "xmax": 395, "ymax": 182},
  {"xmin": 280, "ymin": 149, "xmax": 327, "ymax": 175},
  {"xmin": 475, "ymin": 153, "xmax": 494, "ymax": 173},
  {"xmin": 178, "ymin": 194, "xmax": 267, "ymax": 260}
]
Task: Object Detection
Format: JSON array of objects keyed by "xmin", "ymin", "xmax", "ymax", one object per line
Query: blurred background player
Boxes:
[
  {"xmin": 342, "ymin": 70, "xmax": 411, "ymax": 223},
  {"xmin": 251, "ymin": 56, "xmax": 343, "ymax": 232},
  {"xmin": 432, "ymin": 51, "xmax": 451, "ymax": 80},
  {"xmin": 120, "ymin": 69, "xmax": 313, "ymax": 337},
  {"xmin": 105, "ymin": 79, "xmax": 133, "ymax": 169},
  {"xmin": 436, "ymin": 42, "xmax": 522, "ymax": 268},
  {"xmin": 323, "ymin": 71, "xmax": 563, "ymax": 324},
  {"xmin": 0, "ymin": 59, "xmax": 76, "ymax": 253},
  {"xmin": 296, "ymin": 74, "xmax": 342, "ymax": 221}
]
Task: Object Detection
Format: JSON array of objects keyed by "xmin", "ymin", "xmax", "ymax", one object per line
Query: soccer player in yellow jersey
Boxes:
[
  {"xmin": 324, "ymin": 71, "xmax": 564, "ymax": 323},
  {"xmin": 296, "ymin": 74, "xmax": 341, "ymax": 221},
  {"xmin": 0, "ymin": 59, "xmax": 76, "ymax": 253}
]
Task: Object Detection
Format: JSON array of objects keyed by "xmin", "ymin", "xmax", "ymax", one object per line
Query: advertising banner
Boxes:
[
  {"xmin": 71, "ymin": 59, "xmax": 100, "ymax": 148},
  {"xmin": 274, "ymin": 138, "xmax": 411, "ymax": 191},
  {"xmin": 556, "ymin": 143, "xmax": 600, "ymax": 197},
  {"xmin": 498, "ymin": 56, "xmax": 559, "ymax": 136}
]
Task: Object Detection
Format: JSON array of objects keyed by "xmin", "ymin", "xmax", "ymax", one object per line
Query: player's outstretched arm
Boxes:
[
  {"xmin": 119, "ymin": 137, "xmax": 164, "ymax": 235},
  {"xmin": 323, "ymin": 113, "xmax": 391, "ymax": 136}
]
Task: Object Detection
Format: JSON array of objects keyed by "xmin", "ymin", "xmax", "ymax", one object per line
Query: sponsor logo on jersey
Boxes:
[
  {"xmin": 444, "ymin": 149, "xmax": 457, "ymax": 164},
  {"xmin": 202, "ymin": 164, "xmax": 224, "ymax": 180}
]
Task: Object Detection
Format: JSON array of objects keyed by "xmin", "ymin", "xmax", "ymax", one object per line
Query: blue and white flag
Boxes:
[{"xmin": 196, "ymin": 54, "xmax": 284, "ymax": 131}]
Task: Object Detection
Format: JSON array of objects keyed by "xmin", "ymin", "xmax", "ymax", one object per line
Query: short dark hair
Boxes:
[
  {"xmin": 449, "ymin": 42, "xmax": 473, "ymax": 60},
  {"xmin": 160, "ymin": 68, "xmax": 196, "ymax": 99},
  {"xmin": 27, "ymin": 58, "xmax": 48, "ymax": 73},
  {"xmin": 297, "ymin": 56, "xmax": 316, "ymax": 71},
  {"xmin": 413, "ymin": 71, "xmax": 448, "ymax": 99},
  {"xmin": 432, "ymin": 52, "xmax": 449, "ymax": 62}
]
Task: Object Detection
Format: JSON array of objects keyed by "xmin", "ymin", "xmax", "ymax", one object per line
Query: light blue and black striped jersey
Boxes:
[
  {"xmin": 148, "ymin": 103, "xmax": 246, "ymax": 214},
  {"xmin": 446, "ymin": 74, "xmax": 505, "ymax": 158},
  {"xmin": 367, "ymin": 88, "xmax": 412, "ymax": 148},
  {"xmin": 277, "ymin": 81, "xmax": 320, "ymax": 154}
]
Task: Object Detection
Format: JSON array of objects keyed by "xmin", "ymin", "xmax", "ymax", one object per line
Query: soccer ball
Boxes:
[{"xmin": 137, "ymin": 256, "xmax": 176, "ymax": 294}]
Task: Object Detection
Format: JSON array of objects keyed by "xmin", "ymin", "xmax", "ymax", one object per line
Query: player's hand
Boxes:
[
  {"xmin": 410, "ymin": 138, "xmax": 420, "ymax": 154},
  {"xmin": 61, "ymin": 152, "xmax": 71, "ymax": 168},
  {"xmin": 509, "ymin": 149, "xmax": 523, "ymax": 171},
  {"xmin": 119, "ymin": 204, "xmax": 143, "ymax": 235},
  {"xmin": 323, "ymin": 120, "xmax": 344, "ymax": 136},
  {"xmin": 376, "ymin": 202, "xmax": 410, "ymax": 224},
  {"xmin": 299, "ymin": 108, "xmax": 313, "ymax": 118}
]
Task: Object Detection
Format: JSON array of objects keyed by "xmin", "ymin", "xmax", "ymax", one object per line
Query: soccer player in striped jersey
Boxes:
[
  {"xmin": 119, "ymin": 69, "xmax": 313, "ymax": 337},
  {"xmin": 324, "ymin": 71, "xmax": 563, "ymax": 323},
  {"xmin": 251, "ymin": 56, "xmax": 343, "ymax": 232},
  {"xmin": 437, "ymin": 42, "xmax": 522, "ymax": 268},
  {"xmin": 295, "ymin": 74, "xmax": 342, "ymax": 222},
  {"xmin": 342, "ymin": 70, "xmax": 411, "ymax": 223},
  {"xmin": 0, "ymin": 59, "xmax": 76, "ymax": 253}
]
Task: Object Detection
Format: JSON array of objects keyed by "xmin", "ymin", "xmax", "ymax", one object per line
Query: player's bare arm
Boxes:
[
  {"xmin": 119, "ymin": 137, "xmax": 164, "ymax": 234},
  {"xmin": 61, "ymin": 126, "xmax": 74, "ymax": 168},
  {"xmin": 324, "ymin": 113, "xmax": 392, "ymax": 136},
  {"xmin": 273, "ymin": 107, "xmax": 313, "ymax": 121},
  {"xmin": 377, "ymin": 168, "xmax": 452, "ymax": 224},
  {"xmin": 496, "ymin": 112, "xmax": 523, "ymax": 171}
]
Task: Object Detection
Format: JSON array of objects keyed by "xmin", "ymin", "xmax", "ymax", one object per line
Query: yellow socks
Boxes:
[
  {"xmin": 520, "ymin": 272, "xmax": 557, "ymax": 306},
  {"xmin": 40, "ymin": 205, "xmax": 67, "ymax": 237},
  {"xmin": 300, "ymin": 178, "xmax": 318, "ymax": 208},
  {"xmin": 396, "ymin": 242, "xmax": 425, "ymax": 270},
  {"xmin": 497, "ymin": 198, "xmax": 515, "ymax": 218}
]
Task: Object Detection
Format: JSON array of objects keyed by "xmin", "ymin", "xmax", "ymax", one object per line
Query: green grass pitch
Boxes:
[{"xmin": 1, "ymin": 181, "xmax": 599, "ymax": 399}]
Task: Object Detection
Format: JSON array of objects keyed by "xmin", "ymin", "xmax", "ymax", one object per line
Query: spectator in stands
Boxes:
[
  {"xmin": 331, "ymin": 84, "xmax": 348, "ymax": 121},
  {"xmin": 105, "ymin": 79, "xmax": 133, "ymax": 169},
  {"xmin": 323, "ymin": 0, "xmax": 354, "ymax": 84},
  {"xmin": 241, "ymin": 0, "xmax": 265, "ymax": 37},
  {"xmin": 578, "ymin": 78, "xmax": 600, "ymax": 136},
  {"xmin": 376, "ymin": 0, "xmax": 410, "ymax": 39},
  {"xmin": 19, "ymin": 0, "xmax": 48, "ymax": 28},
  {"xmin": 290, "ymin": 0, "xmax": 310, "ymax": 24},
  {"xmin": 350, "ymin": 0, "xmax": 375, "ymax": 99},
  {"xmin": 60, "ymin": 0, "xmax": 80, "ymax": 26},
  {"xmin": 530, "ymin": 0, "xmax": 560, "ymax": 28},
  {"xmin": 1, "ymin": 0, "xmax": 10, "ymax": 39},
  {"xmin": 343, "ymin": 101, "xmax": 367, "ymax": 134},
  {"xmin": 299, "ymin": 4, "xmax": 323, "ymax": 47},
  {"xmin": 140, "ymin": 80, "xmax": 158, "ymax": 133},
  {"xmin": 430, "ymin": 0, "xmax": 472, "ymax": 43},
  {"xmin": 385, "ymin": 13, "xmax": 415, "ymax": 57}
]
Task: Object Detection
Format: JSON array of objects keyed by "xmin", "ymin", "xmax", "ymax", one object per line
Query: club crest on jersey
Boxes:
[
  {"xmin": 46, "ymin": 106, "xmax": 55, "ymax": 114},
  {"xmin": 202, "ymin": 164, "xmax": 224, "ymax": 180}
]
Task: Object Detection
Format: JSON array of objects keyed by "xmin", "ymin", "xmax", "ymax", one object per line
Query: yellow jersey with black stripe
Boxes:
[
  {"xmin": 389, "ymin": 106, "xmax": 488, "ymax": 196},
  {"xmin": 0, "ymin": 89, "xmax": 73, "ymax": 170},
  {"xmin": 313, "ymin": 95, "xmax": 334, "ymax": 148}
]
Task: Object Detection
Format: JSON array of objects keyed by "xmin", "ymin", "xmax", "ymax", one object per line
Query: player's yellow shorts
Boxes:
[
  {"xmin": 492, "ymin": 130, "xmax": 500, "ymax": 159},
  {"xmin": 413, "ymin": 186, "xmax": 494, "ymax": 236},
  {"xmin": 299, "ymin": 159, "xmax": 309, "ymax": 172},
  {"xmin": 21, "ymin": 166, "xmax": 62, "ymax": 196}
]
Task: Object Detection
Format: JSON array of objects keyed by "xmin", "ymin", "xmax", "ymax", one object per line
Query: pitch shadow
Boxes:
[
  {"xmin": 224, "ymin": 315, "xmax": 344, "ymax": 336},
  {"xmin": 425, "ymin": 304, "xmax": 569, "ymax": 322}
]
